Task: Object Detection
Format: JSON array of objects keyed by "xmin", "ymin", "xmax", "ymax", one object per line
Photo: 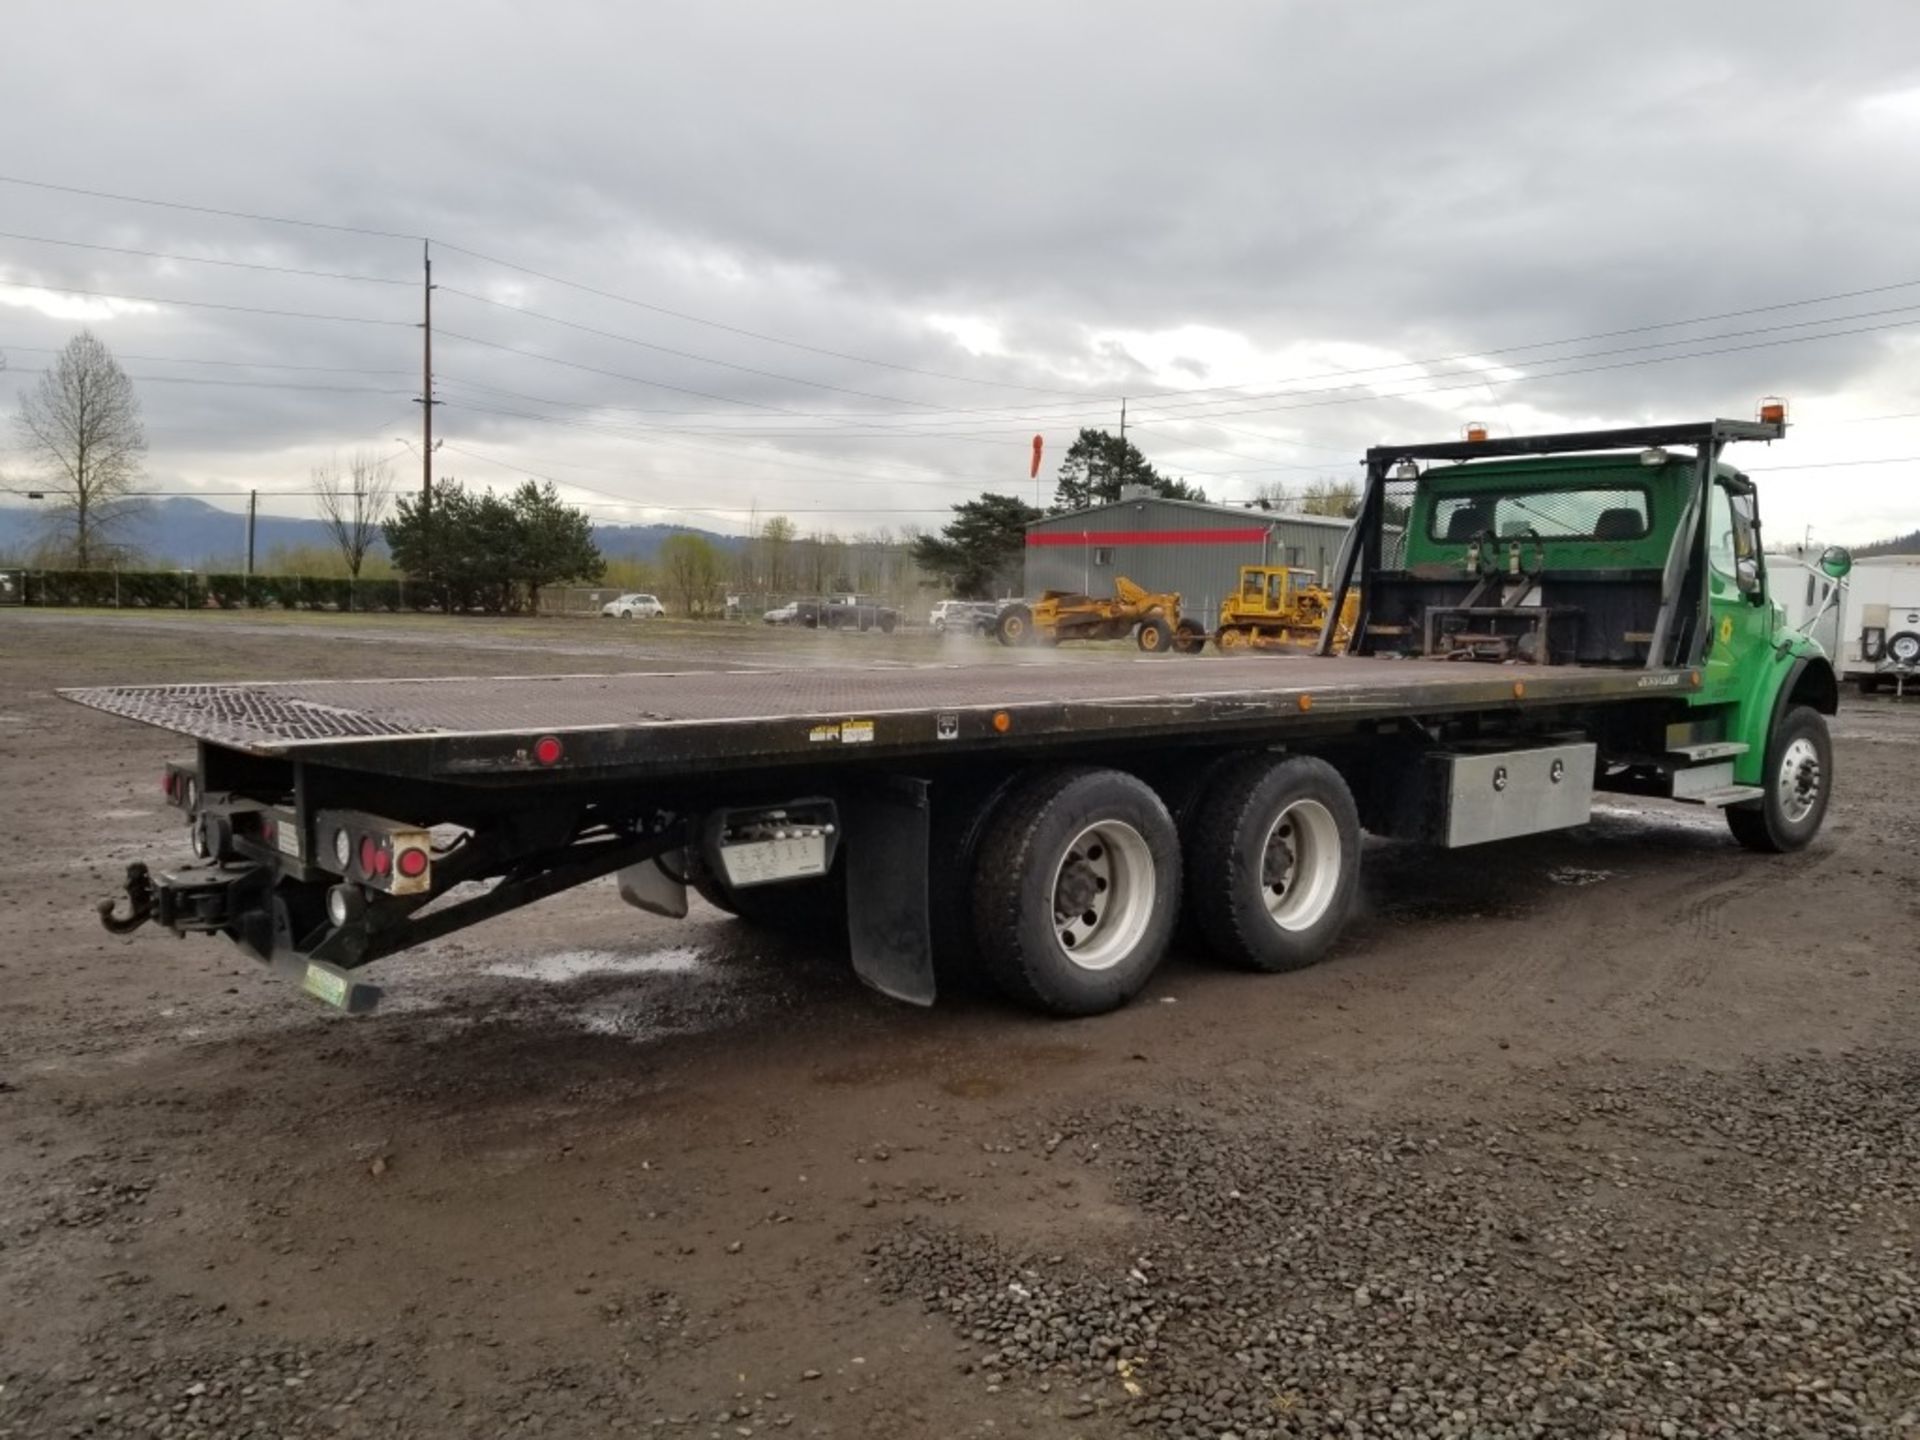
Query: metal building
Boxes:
[{"xmin": 1023, "ymin": 492, "xmax": 1352, "ymax": 620}]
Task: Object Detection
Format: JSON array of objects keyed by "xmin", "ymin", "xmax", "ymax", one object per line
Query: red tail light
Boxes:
[
  {"xmin": 532, "ymin": 734, "xmax": 564, "ymax": 766},
  {"xmin": 396, "ymin": 846, "xmax": 429, "ymax": 879}
]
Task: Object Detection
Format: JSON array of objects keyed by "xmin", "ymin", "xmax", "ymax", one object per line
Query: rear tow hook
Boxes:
[{"xmin": 98, "ymin": 862, "xmax": 155, "ymax": 935}]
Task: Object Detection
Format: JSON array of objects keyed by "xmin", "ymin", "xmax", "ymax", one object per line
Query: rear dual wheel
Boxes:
[
  {"xmin": 970, "ymin": 768, "xmax": 1180, "ymax": 1016},
  {"xmin": 1185, "ymin": 755, "xmax": 1361, "ymax": 972},
  {"xmin": 962, "ymin": 756, "xmax": 1361, "ymax": 1016}
]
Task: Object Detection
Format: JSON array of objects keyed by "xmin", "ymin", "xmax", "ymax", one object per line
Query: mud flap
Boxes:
[
  {"xmin": 617, "ymin": 849, "xmax": 690, "ymax": 919},
  {"xmin": 843, "ymin": 778, "xmax": 936, "ymax": 1006}
]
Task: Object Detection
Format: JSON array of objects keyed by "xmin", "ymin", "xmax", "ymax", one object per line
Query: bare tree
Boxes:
[
  {"xmin": 315, "ymin": 451, "xmax": 394, "ymax": 578},
  {"xmin": 14, "ymin": 331, "xmax": 146, "ymax": 569}
]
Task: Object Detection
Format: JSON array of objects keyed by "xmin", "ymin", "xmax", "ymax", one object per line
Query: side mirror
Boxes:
[
  {"xmin": 1819, "ymin": 545, "xmax": 1853, "ymax": 580},
  {"xmin": 1735, "ymin": 556, "xmax": 1762, "ymax": 596}
]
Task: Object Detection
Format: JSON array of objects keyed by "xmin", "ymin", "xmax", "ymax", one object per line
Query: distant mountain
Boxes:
[{"xmin": 0, "ymin": 497, "xmax": 741, "ymax": 569}]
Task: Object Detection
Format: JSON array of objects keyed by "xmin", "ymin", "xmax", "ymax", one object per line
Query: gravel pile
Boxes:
[{"xmin": 874, "ymin": 1052, "xmax": 1920, "ymax": 1438}]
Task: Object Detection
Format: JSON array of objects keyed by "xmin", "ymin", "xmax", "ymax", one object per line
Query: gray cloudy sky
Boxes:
[{"xmin": 3, "ymin": 0, "xmax": 1919, "ymax": 545}]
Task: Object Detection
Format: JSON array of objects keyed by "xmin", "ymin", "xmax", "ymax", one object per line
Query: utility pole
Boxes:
[
  {"xmin": 417, "ymin": 240, "xmax": 438, "ymax": 595},
  {"xmin": 244, "ymin": 489, "xmax": 257, "ymax": 577},
  {"xmin": 1116, "ymin": 397, "xmax": 1128, "ymax": 496}
]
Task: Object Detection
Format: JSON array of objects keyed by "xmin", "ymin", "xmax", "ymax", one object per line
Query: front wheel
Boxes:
[
  {"xmin": 879, "ymin": 613, "xmax": 897, "ymax": 634},
  {"xmin": 970, "ymin": 767, "xmax": 1180, "ymax": 1016},
  {"xmin": 996, "ymin": 604, "xmax": 1035, "ymax": 647},
  {"xmin": 1185, "ymin": 754, "xmax": 1361, "ymax": 972},
  {"xmin": 1727, "ymin": 704, "xmax": 1832, "ymax": 853},
  {"xmin": 1137, "ymin": 616, "xmax": 1172, "ymax": 653},
  {"xmin": 1173, "ymin": 618, "xmax": 1207, "ymax": 655}
]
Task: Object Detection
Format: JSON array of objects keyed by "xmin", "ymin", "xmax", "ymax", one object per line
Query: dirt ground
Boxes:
[{"xmin": 2, "ymin": 610, "xmax": 1917, "ymax": 1440}]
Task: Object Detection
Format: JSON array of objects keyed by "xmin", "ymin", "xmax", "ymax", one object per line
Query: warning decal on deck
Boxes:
[
  {"xmin": 808, "ymin": 723, "xmax": 841, "ymax": 743},
  {"xmin": 840, "ymin": 719, "xmax": 875, "ymax": 744}
]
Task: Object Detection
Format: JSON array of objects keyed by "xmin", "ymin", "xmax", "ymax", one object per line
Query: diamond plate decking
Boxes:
[{"xmin": 62, "ymin": 654, "xmax": 1694, "ymax": 781}]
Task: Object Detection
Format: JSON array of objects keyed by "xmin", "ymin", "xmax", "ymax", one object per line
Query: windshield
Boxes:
[{"xmin": 1428, "ymin": 485, "xmax": 1651, "ymax": 543}]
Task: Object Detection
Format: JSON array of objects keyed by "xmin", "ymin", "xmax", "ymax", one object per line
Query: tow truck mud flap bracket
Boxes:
[{"xmin": 843, "ymin": 779, "xmax": 936, "ymax": 1006}]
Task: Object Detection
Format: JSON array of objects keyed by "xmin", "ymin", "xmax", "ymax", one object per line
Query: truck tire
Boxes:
[
  {"xmin": 1726, "ymin": 705, "xmax": 1832, "ymax": 853},
  {"xmin": 997, "ymin": 604, "xmax": 1035, "ymax": 647},
  {"xmin": 1173, "ymin": 618, "xmax": 1207, "ymax": 654},
  {"xmin": 1186, "ymin": 754, "xmax": 1361, "ymax": 973},
  {"xmin": 970, "ymin": 767, "xmax": 1180, "ymax": 1016},
  {"xmin": 1137, "ymin": 617, "xmax": 1173, "ymax": 653},
  {"xmin": 1888, "ymin": 632, "xmax": 1920, "ymax": 667},
  {"xmin": 879, "ymin": 613, "xmax": 898, "ymax": 634}
]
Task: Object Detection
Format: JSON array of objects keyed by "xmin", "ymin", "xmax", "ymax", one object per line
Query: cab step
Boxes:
[
  {"xmin": 1667, "ymin": 740, "xmax": 1750, "ymax": 763},
  {"xmin": 1675, "ymin": 783, "xmax": 1765, "ymax": 809}
]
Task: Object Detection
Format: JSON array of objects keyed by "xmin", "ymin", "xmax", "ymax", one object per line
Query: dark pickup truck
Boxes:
[{"xmin": 823, "ymin": 594, "xmax": 900, "ymax": 633}]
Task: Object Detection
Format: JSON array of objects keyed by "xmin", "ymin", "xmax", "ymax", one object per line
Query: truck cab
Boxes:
[{"xmin": 1324, "ymin": 415, "xmax": 1846, "ymax": 845}]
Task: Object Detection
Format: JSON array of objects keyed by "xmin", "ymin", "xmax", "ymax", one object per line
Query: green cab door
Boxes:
[{"xmin": 1701, "ymin": 477, "xmax": 1773, "ymax": 700}]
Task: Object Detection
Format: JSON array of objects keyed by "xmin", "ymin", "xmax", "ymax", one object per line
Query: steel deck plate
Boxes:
[{"xmin": 62, "ymin": 656, "xmax": 1697, "ymax": 780}]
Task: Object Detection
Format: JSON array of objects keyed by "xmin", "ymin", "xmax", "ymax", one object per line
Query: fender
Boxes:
[{"xmin": 1734, "ymin": 647, "xmax": 1837, "ymax": 782}]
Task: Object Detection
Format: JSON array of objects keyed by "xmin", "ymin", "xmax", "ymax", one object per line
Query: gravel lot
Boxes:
[{"xmin": 2, "ymin": 611, "xmax": 1917, "ymax": 1439}]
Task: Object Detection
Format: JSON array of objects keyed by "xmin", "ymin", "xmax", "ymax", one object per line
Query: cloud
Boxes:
[{"xmin": 0, "ymin": 0, "xmax": 1916, "ymax": 545}]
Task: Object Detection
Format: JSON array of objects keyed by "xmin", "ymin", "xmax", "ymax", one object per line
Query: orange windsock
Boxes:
[{"xmin": 1030, "ymin": 434, "xmax": 1044, "ymax": 479}]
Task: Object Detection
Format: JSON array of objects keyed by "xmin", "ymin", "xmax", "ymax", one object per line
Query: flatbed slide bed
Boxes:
[{"xmin": 62, "ymin": 654, "xmax": 1695, "ymax": 783}]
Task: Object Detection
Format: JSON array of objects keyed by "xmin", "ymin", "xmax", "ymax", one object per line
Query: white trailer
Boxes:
[
  {"xmin": 1766, "ymin": 549, "xmax": 1846, "ymax": 659},
  {"xmin": 1836, "ymin": 554, "xmax": 1920, "ymax": 693}
]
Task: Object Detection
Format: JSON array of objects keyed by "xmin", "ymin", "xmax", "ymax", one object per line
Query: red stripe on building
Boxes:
[{"xmin": 1025, "ymin": 528, "xmax": 1270, "ymax": 548}]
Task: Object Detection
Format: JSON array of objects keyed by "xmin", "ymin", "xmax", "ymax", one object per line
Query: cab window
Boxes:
[{"xmin": 1708, "ymin": 483, "xmax": 1757, "ymax": 573}]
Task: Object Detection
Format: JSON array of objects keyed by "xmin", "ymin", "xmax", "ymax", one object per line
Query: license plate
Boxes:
[
  {"xmin": 302, "ymin": 963, "xmax": 350, "ymax": 1009},
  {"xmin": 719, "ymin": 834, "xmax": 828, "ymax": 889}
]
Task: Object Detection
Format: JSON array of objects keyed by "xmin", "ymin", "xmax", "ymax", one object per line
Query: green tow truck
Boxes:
[
  {"xmin": 74, "ymin": 414, "xmax": 1848, "ymax": 1019},
  {"xmin": 1323, "ymin": 413, "xmax": 1848, "ymax": 853}
]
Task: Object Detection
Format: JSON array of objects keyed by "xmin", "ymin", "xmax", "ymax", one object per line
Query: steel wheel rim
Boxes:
[
  {"xmin": 1891, "ymin": 636, "xmax": 1920, "ymax": 664},
  {"xmin": 1258, "ymin": 799, "xmax": 1342, "ymax": 931},
  {"xmin": 1140, "ymin": 626, "xmax": 1161, "ymax": 650},
  {"xmin": 1777, "ymin": 735, "xmax": 1822, "ymax": 824},
  {"xmin": 1050, "ymin": 819, "xmax": 1156, "ymax": 971}
]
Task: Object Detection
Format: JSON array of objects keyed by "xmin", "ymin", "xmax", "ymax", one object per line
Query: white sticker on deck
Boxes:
[{"xmin": 840, "ymin": 719, "xmax": 875, "ymax": 744}]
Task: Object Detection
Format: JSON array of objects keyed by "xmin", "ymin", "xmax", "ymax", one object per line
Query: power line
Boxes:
[
  {"xmin": 440, "ymin": 399, "xmax": 1020, "ymax": 485},
  {"xmin": 0, "ymin": 174, "xmax": 420, "ymax": 241},
  {"xmin": 0, "ymin": 341, "xmax": 412, "ymax": 377},
  {"xmin": 0, "ymin": 230, "xmax": 413, "ymax": 284},
  {"xmin": 437, "ymin": 330, "xmax": 806, "ymax": 414},
  {"xmin": 0, "ymin": 276, "xmax": 412, "ymax": 326},
  {"xmin": 0, "ymin": 365, "xmax": 413, "ymax": 396},
  {"xmin": 434, "ymin": 239, "xmax": 1100, "ymax": 398},
  {"xmin": 1127, "ymin": 312, "xmax": 1920, "ymax": 429},
  {"xmin": 440, "ymin": 285, "xmax": 998, "ymax": 413},
  {"xmin": 440, "ymin": 444, "xmax": 953, "ymax": 523}
]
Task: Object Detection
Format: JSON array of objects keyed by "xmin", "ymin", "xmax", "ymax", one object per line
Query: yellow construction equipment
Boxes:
[
  {"xmin": 997, "ymin": 575, "xmax": 1206, "ymax": 654},
  {"xmin": 1213, "ymin": 565, "xmax": 1358, "ymax": 652}
]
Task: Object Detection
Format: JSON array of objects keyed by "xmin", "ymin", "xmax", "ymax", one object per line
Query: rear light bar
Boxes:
[{"xmin": 313, "ymin": 809, "xmax": 434, "ymax": 897}]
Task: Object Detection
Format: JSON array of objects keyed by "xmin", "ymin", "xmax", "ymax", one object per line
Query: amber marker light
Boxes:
[
  {"xmin": 1296, "ymin": 693, "xmax": 1314, "ymax": 713},
  {"xmin": 992, "ymin": 710, "xmax": 1012, "ymax": 733},
  {"xmin": 1513, "ymin": 681, "xmax": 1526, "ymax": 699}
]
